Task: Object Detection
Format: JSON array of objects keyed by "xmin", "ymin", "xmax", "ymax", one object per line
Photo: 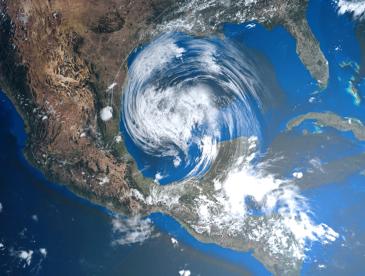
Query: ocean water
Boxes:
[{"xmin": 1, "ymin": 0, "xmax": 365, "ymax": 275}]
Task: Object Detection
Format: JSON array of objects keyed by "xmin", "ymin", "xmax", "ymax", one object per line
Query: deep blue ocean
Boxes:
[{"xmin": 1, "ymin": 0, "xmax": 365, "ymax": 275}]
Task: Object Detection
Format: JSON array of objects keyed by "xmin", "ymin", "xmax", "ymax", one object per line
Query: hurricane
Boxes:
[
  {"xmin": 122, "ymin": 33, "xmax": 267, "ymax": 179},
  {"xmin": 121, "ymin": 32, "xmax": 339, "ymax": 267}
]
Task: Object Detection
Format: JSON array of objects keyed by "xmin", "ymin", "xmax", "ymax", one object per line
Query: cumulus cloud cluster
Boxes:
[
  {"xmin": 178, "ymin": 269, "xmax": 191, "ymax": 276},
  {"xmin": 189, "ymin": 140, "xmax": 339, "ymax": 261},
  {"xmin": 5, "ymin": 246, "xmax": 48, "ymax": 273},
  {"xmin": 111, "ymin": 216, "xmax": 156, "ymax": 246},
  {"xmin": 337, "ymin": 0, "xmax": 365, "ymax": 20},
  {"xmin": 100, "ymin": 106, "xmax": 113, "ymax": 122}
]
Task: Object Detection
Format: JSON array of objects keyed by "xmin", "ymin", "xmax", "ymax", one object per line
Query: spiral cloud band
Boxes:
[{"xmin": 122, "ymin": 33, "xmax": 265, "ymax": 178}]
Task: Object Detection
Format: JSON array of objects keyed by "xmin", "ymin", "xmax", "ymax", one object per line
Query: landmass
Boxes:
[
  {"xmin": 355, "ymin": 21, "xmax": 365, "ymax": 86},
  {"xmin": 339, "ymin": 61, "xmax": 362, "ymax": 105},
  {"xmin": 286, "ymin": 111, "xmax": 365, "ymax": 141},
  {"xmin": 338, "ymin": 20, "xmax": 365, "ymax": 105},
  {"xmin": 281, "ymin": 111, "xmax": 365, "ymax": 188},
  {"xmin": 0, "ymin": 0, "xmax": 330, "ymax": 275}
]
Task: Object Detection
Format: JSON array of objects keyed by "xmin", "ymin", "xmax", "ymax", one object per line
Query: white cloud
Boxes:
[
  {"xmin": 106, "ymin": 82, "xmax": 117, "ymax": 91},
  {"xmin": 246, "ymin": 23, "xmax": 256, "ymax": 29},
  {"xmin": 309, "ymin": 158, "xmax": 324, "ymax": 173},
  {"xmin": 32, "ymin": 214, "xmax": 38, "ymax": 222},
  {"xmin": 292, "ymin": 171, "xmax": 304, "ymax": 179},
  {"xmin": 100, "ymin": 106, "xmax": 113, "ymax": 122},
  {"xmin": 245, "ymin": 0, "xmax": 257, "ymax": 4},
  {"xmin": 131, "ymin": 189, "xmax": 145, "ymax": 203},
  {"xmin": 154, "ymin": 172, "xmax": 164, "ymax": 183},
  {"xmin": 146, "ymin": 186, "xmax": 180, "ymax": 209},
  {"xmin": 179, "ymin": 270, "xmax": 191, "ymax": 276},
  {"xmin": 18, "ymin": 250, "xmax": 33, "ymax": 267},
  {"xmin": 7, "ymin": 246, "xmax": 47, "ymax": 272},
  {"xmin": 124, "ymin": 82, "xmax": 219, "ymax": 167},
  {"xmin": 129, "ymin": 36, "xmax": 185, "ymax": 78},
  {"xmin": 114, "ymin": 135, "xmax": 122, "ymax": 143},
  {"xmin": 98, "ymin": 176, "xmax": 109, "ymax": 186},
  {"xmin": 171, "ymin": 237, "xmax": 179, "ymax": 247},
  {"xmin": 337, "ymin": 0, "xmax": 365, "ymax": 20},
  {"xmin": 39, "ymin": 248, "xmax": 47, "ymax": 257},
  {"xmin": 0, "ymin": 202, "xmax": 2, "ymax": 213},
  {"xmin": 173, "ymin": 156, "xmax": 181, "ymax": 167},
  {"xmin": 111, "ymin": 216, "xmax": 155, "ymax": 246}
]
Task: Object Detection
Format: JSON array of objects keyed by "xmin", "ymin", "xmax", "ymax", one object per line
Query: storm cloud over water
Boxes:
[
  {"xmin": 122, "ymin": 33, "xmax": 272, "ymax": 179},
  {"xmin": 337, "ymin": 0, "xmax": 365, "ymax": 21}
]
